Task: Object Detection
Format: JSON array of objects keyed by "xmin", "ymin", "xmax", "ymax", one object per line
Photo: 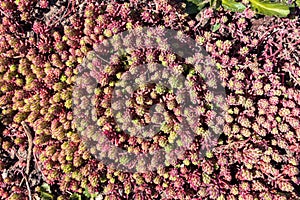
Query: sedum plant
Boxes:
[{"xmin": 0, "ymin": 0, "xmax": 299, "ymax": 199}]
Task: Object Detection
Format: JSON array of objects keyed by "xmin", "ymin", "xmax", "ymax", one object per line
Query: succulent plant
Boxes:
[{"xmin": 0, "ymin": 0, "xmax": 299, "ymax": 199}]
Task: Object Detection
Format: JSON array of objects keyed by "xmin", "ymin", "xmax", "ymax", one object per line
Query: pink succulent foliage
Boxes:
[{"xmin": 0, "ymin": 0, "xmax": 299, "ymax": 199}]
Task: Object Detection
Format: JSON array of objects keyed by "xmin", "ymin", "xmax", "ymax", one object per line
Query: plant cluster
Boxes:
[{"xmin": 0, "ymin": 0, "xmax": 299, "ymax": 199}]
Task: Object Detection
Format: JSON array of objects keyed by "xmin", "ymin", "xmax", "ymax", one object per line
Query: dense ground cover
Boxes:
[{"xmin": 0, "ymin": 0, "xmax": 299, "ymax": 199}]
